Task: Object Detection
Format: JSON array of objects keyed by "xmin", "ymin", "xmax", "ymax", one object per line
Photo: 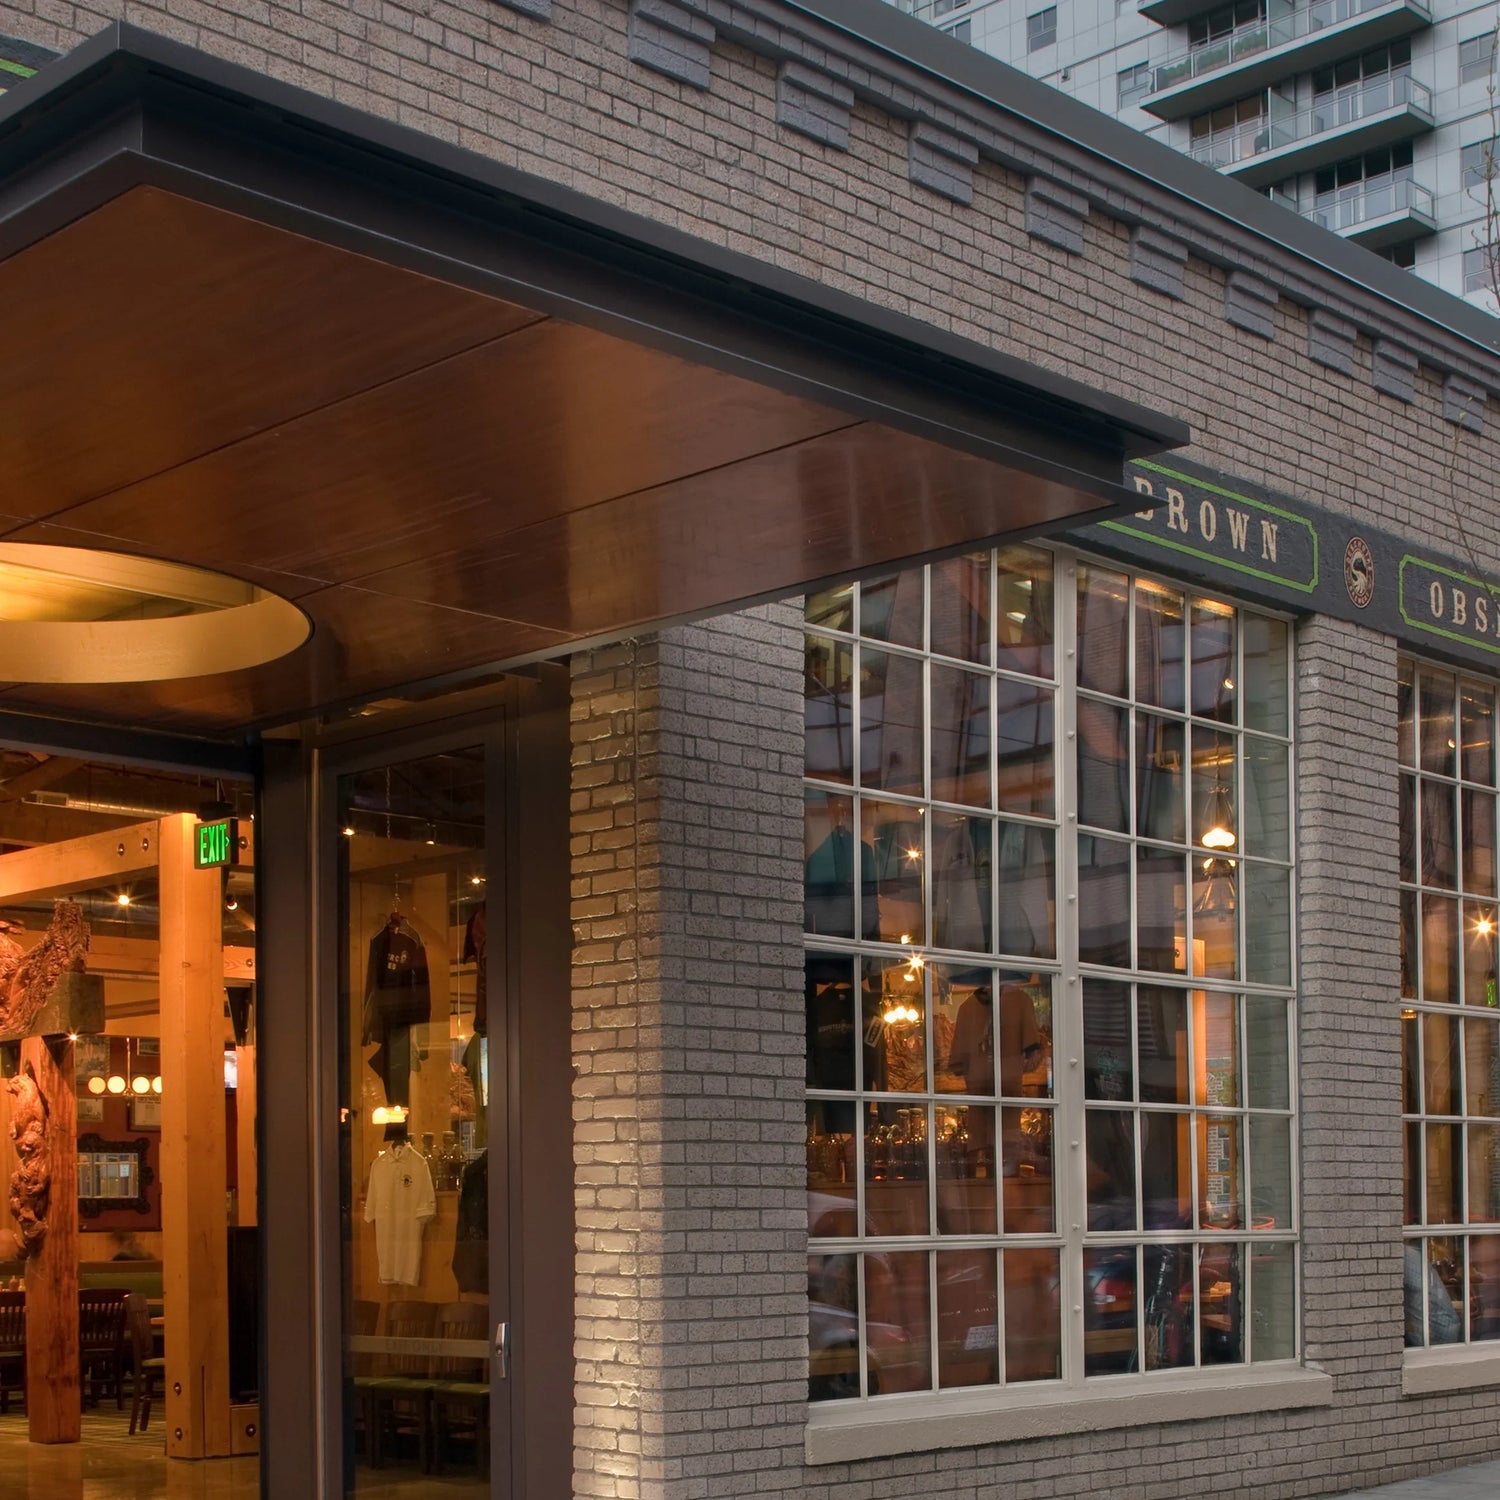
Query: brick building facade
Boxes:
[{"xmin": 2, "ymin": 0, "xmax": 1500, "ymax": 1497}]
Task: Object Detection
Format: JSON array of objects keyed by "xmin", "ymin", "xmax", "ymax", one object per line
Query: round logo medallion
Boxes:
[{"xmin": 1344, "ymin": 536, "xmax": 1375, "ymax": 608}]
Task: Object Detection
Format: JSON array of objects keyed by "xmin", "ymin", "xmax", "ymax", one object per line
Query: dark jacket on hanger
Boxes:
[
  {"xmin": 363, "ymin": 917, "xmax": 431, "ymax": 1108},
  {"xmin": 451, "ymin": 1150, "xmax": 489, "ymax": 1294}
]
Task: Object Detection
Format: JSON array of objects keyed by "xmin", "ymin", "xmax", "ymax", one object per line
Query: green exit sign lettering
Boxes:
[{"xmin": 194, "ymin": 818, "xmax": 240, "ymax": 869}]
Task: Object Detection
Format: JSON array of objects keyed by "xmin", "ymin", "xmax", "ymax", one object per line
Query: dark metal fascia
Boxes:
[{"xmin": 0, "ymin": 707, "xmax": 254, "ymax": 775}]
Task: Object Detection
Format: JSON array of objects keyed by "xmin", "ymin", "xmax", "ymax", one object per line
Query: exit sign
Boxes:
[{"xmin": 194, "ymin": 818, "xmax": 240, "ymax": 869}]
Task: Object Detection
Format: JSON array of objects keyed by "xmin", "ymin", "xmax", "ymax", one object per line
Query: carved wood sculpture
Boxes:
[
  {"xmin": 7, "ymin": 1060, "xmax": 49, "ymax": 1258},
  {"xmin": 0, "ymin": 899, "xmax": 89, "ymax": 1038}
]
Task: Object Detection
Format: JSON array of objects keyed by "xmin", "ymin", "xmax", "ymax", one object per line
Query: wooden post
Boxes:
[
  {"xmin": 235, "ymin": 1041, "xmax": 257, "ymax": 1228},
  {"xmin": 21, "ymin": 1033, "xmax": 78, "ymax": 1444},
  {"xmin": 159, "ymin": 814, "xmax": 231, "ymax": 1458}
]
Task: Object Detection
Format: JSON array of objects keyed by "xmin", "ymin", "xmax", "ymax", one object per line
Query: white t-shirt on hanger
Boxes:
[{"xmin": 364, "ymin": 1141, "xmax": 437, "ymax": 1286}]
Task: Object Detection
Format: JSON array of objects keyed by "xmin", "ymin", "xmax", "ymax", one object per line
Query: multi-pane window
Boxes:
[
  {"xmin": 1462, "ymin": 139, "xmax": 1500, "ymax": 191},
  {"xmin": 1028, "ymin": 6, "xmax": 1057, "ymax": 51},
  {"xmin": 1118, "ymin": 62, "xmax": 1152, "ymax": 107},
  {"xmin": 1460, "ymin": 33, "xmax": 1497, "ymax": 86},
  {"xmin": 805, "ymin": 549, "xmax": 1298, "ymax": 1405},
  {"xmin": 1464, "ymin": 246, "xmax": 1494, "ymax": 296},
  {"xmin": 1399, "ymin": 662, "xmax": 1500, "ymax": 1349}
]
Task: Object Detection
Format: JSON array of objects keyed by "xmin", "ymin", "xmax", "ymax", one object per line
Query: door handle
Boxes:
[{"xmin": 494, "ymin": 1321, "xmax": 510, "ymax": 1380}]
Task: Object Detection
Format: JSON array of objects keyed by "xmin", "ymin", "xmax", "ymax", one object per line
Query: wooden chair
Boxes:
[
  {"xmin": 123, "ymin": 1292, "xmax": 163, "ymax": 1435},
  {"xmin": 429, "ymin": 1301, "xmax": 489, "ymax": 1475},
  {"xmin": 347, "ymin": 1299, "xmax": 380, "ymax": 1461},
  {"xmin": 78, "ymin": 1289, "xmax": 129, "ymax": 1410},
  {"xmin": 0, "ymin": 1291, "xmax": 23, "ymax": 1413},
  {"xmin": 364, "ymin": 1300, "xmax": 437, "ymax": 1470}
]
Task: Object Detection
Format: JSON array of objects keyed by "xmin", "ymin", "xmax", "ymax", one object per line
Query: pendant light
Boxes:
[{"xmin": 1201, "ymin": 775, "xmax": 1236, "ymax": 852}]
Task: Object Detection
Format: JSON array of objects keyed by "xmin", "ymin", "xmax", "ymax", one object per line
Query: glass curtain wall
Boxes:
[{"xmin": 804, "ymin": 547, "xmax": 1298, "ymax": 1402}]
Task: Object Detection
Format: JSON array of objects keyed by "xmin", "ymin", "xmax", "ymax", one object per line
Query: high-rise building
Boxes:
[{"xmin": 904, "ymin": 0, "xmax": 1500, "ymax": 306}]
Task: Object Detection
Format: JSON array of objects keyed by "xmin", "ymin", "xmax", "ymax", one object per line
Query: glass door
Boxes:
[{"xmin": 332, "ymin": 738, "xmax": 505, "ymax": 1496}]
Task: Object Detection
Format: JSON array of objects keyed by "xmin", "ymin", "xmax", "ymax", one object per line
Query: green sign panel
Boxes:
[{"xmin": 194, "ymin": 818, "xmax": 239, "ymax": 870}]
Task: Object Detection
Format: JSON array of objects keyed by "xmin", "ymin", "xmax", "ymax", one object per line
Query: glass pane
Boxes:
[
  {"xmin": 1084, "ymin": 1245, "xmax": 1138, "ymax": 1374},
  {"xmin": 1465, "ymin": 791, "xmax": 1497, "ymax": 897},
  {"xmin": 1463, "ymin": 681, "xmax": 1497, "ymax": 785},
  {"xmin": 1403, "ymin": 1010, "xmax": 1419, "ymax": 1115},
  {"xmin": 804, "ymin": 790, "xmax": 858, "ymax": 939},
  {"xmin": 1249, "ymin": 1115, "xmax": 1292, "ymax": 1233},
  {"xmin": 1472, "ymin": 1236, "xmax": 1500, "ymax": 1342},
  {"xmin": 1135, "ymin": 579, "xmax": 1186, "ymax": 711},
  {"xmin": 1243, "ymin": 863, "xmax": 1291, "ymax": 990},
  {"xmin": 931, "ymin": 663, "xmax": 990, "ymax": 808},
  {"xmin": 996, "ymin": 677, "xmax": 1055, "ymax": 817},
  {"xmin": 1200, "ymin": 991, "xmax": 1239, "ymax": 1107},
  {"xmin": 1243, "ymin": 615, "xmax": 1289, "ymax": 737},
  {"xmin": 1083, "ymin": 978, "xmax": 1134, "ymax": 1102},
  {"xmin": 1426, "ymin": 1237, "xmax": 1464, "ymax": 1345},
  {"xmin": 1420, "ymin": 669, "xmax": 1457, "ymax": 777},
  {"xmin": 1423, "ymin": 1013, "xmax": 1461, "ymax": 1116},
  {"xmin": 1077, "ymin": 698, "xmax": 1129, "ymax": 833},
  {"xmin": 860, "ymin": 800, "xmax": 925, "ymax": 946},
  {"xmin": 936, "ymin": 1104, "xmax": 997, "ymax": 1234},
  {"xmin": 1245, "ymin": 997, "xmax": 1290, "ymax": 1109},
  {"xmin": 933, "ymin": 965, "xmax": 986, "ymax": 1094},
  {"xmin": 1137, "ymin": 845, "xmax": 1186, "ymax": 974},
  {"xmin": 1078, "ymin": 834, "xmax": 1131, "ymax": 968},
  {"xmin": 806, "ymin": 583, "xmax": 854, "ymax": 632},
  {"xmin": 1401, "ymin": 889, "xmax": 1418, "ymax": 999},
  {"xmin": 996, "ymin": 545, "xmax": 1054, "ymax": 680},
  {"xmin": 1193, "ymin": 856, "xmax": 1239, "ymax": 982},
  {"xmin": 1004, "ymin": 1247, "xmax": 1061, "ymax": 1381},
  {"xmin": 996, "ymin": 821, "xmax": 1056, "ymax": 960},
  {"xmin": 1242, "ymin": 738, "xmax": 1289, "ymax": 862},
  {"xmin": 807, "ymin": 952, "xmax": 856, "ymax": 1091},
  {"xmin": 805, "ymin": 634, "xmax": 855, "ymax": 783},
  {"xmin": 1086, "ymin": 1109, "xmax": 1138, "ymax": 1231},
  {"xmin": 1422, "ymin": 894, "xmax": 1460, "ymax": 1003},
  {"xmin": 1191, "ymin": 726, "xmax": 1236, "ymax": 853},
  {"xmin": 1136, "ymin": 714, "xmax": 1186, "ymax": 844},
  {"xmin": 1250, "ymin": 1241, "xmax": 1295, "ymax": 1361},
  {"xmin": 1398, "ymin": 659, "xmax": 1417, "ymax": 768},
  {"xmin": 1425, "ymin": 1123, "xmax": 1463, "ymax": 1224},
  {"xmin": 808, "ymin": 1100, "xmax": 858, "ymax": 1237},
  {"xmin": 339, "ymin": 747, "xmax": 489, "ymax": 1490},
  {"xmin": 1138, "ymin": 986, "xmax": 1189, "ymax": 1105},
  {"xmin": 1467, "ymin": 1018, "xmax": 1500, "ymax": 1116},
  {"xmin": 1002, "ymin": 1106, "xmax": 1054, "ymax": 1232},
  {"xmin": 865, "ymin": 1251, "xmax": 932, "ymax": 1394},
  {"xmin": 1142, "ymin": 1244, "xmax": 1195, "ymax": 1370},
  {"xmin": 1469, "ymin": 1123, "xmax": 1500, "ymax": 1221},
  {"xmin": 1405, "ymin": 1122, "xmax": 1422, "ymax": 1224},
  {"xmin": 1199, "ymin": 1115, "xmax": 1243, "ymax": 1229},
  {"xmin": 937, "ymin": 1250, "xmax": 999, "ymax": 1387},
  {"xmin": 863, "ymin": 1103, "xmax": 930, "ymax": 1236},
  {"xmin": 931, "ymin": 812, "xmax": 992, "ymax": 954},
  {"xmin": 1422, "ymin": 780, "xmax": 1458, "ymax": 889},
  {"xmin": 860, "ymin": 649, "xmax": 924, "ymax": 797},
  {"xmin": 1077, "ymin": 565, "xmax": 1129, "ymax": 698},
  {"xmin": 1200, "ymin": 1242, "xmax": 1244, "ymax": 1365},
  {"xmin": 1468, "ymin": 903, "xmax": 1500, "ymax": 1007},
  {"xmin": 860, "ymin": 570, "xmax": 924, "ymax": 649},
  {"xmin": 861, "ymin": 957, "xmax": 927, "ymax": 1094},
  {"xmin": 1141, "ymin": 1111, "xmax": 1193, "ymax": 1229},
  {"xmin": 808, "ymin": 1252, "xmax": 861, "ymax": 1400},
  {"xmin": 1399, "ymin": 774, "xmax": 1416, "ymax": 884},
  {"xmin": 930, "ymin": 553, "xmax": 991, "ymax": 665},
  {"xmin": 1190, "ymin": 598, "xmax": 1237, "ymax": 723}
]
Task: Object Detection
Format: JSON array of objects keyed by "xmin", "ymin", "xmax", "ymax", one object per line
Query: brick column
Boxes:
[
  {"xmin": 1294, "ymin": 616, "xmax": 1406, "ymax": 1392},
  {"xmin": 571, "ymin": 604, "xmax": 807, "ymax": 1499}
]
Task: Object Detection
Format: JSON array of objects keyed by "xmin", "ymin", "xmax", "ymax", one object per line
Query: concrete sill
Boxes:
[
  {"xmin": 1404, "ymin": 1345, "xmax": 1500, "ymax": 1395},
  {"xmin": 805, "ymin": 1365, "xmax": 1334, "ymax": 1464}
]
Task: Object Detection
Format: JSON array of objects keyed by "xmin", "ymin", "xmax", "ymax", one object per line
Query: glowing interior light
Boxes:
[
  {"xmin": 87, "ymin": 1076, "xmax": 106, "ymax": 1096},
  {"xmin": 115, "ymin": 893, "xmax": 131, "ymax": 907},
  {"xmin": 131, "ymin": 1075, "xmax": 151, "ymax": 1096},
  {"xmin": 1201, "ymin": 825, "xmax": 1236, "ymax": 850},
  {"xmin": 1479, "ymin": 917, "xmax": 1495, "ymax": 938},
  {"xmin": 106, "ymin": 1075, "xmax": 127, "ymax": 1095}
]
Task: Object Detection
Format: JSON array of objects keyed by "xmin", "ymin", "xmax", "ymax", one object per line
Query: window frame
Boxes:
[{"xmin": 1027, "ymin": 6, "xmax": 1058, "ymax": 51}]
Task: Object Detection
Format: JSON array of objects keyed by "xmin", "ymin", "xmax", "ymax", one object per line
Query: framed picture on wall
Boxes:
[
  {"xmin": 75, "ymin": 1034, "xmax": 110, "ymax": 1085},
  {"xmin": 128, "ymin": 1096, "xmax": 160, "ymax": 1131},
  {"xmin": 77, "ymin": 1096, "xmax": 104, "ymax": 1124}
]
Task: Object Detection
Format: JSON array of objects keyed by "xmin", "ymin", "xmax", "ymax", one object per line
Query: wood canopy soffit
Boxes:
[{"xmin": 0, "ymin": 39, "xmax": 1184, "ymax": 735}]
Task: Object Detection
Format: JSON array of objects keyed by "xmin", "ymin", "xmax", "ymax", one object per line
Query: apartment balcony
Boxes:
[
  {"xmin": 1142, "ymin": 0, "xmax": 1432, "ymax": 122},
  {"xmin": 1188, "ymin": 73, "xmax": 1434, "ymax": 187},
  {"xmin": 1141, "ymin": 0, "xmax": 1234, "ymax": 26},
  {"xmin": 1303, "ymin": 175, "xmax": 1437, "ymax": 247}
]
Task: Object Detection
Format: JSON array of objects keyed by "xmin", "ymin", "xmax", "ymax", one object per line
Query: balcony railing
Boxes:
[
  {"xmin": 1151, "ymin": 0, "xmax": 1425, "ymax": 94},
  {"xmin": 1305, "ymin": 175, "xmax": 1433, "ymax": 231},
  {"xmin": 1187, "ymin": 72, "xmax": 1432, "ymax": 168}
]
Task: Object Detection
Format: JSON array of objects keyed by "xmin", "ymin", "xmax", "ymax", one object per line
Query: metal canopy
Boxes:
[{"xmin": 0, "ymin": 26, "xmax": 1187, "ymax": 737}]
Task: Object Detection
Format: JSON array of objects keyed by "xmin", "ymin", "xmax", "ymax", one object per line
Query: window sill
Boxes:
[
  {"xmin": 805, "ymin": 1364, "xmax": 1334, "ymax": 1464},
  {"xmin": 1403, "ymin": 1345, "xmax": 1500, "ymax": 1395}
]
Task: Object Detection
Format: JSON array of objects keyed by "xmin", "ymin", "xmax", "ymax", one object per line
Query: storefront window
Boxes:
[
  {"xmin": 1398, "ymin": 660, "xmax": 1500, "ymax": 1348},
  {"xmin": 805, "ymin": 549, "xmax": 1297, "ymax": 1402}
]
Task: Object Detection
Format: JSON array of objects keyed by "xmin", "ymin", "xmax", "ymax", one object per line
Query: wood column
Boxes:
[
  {"xmin": 21, "ymin": 1033, "xmax": 78, "ymax": 1444},
  {"xmin": 159, "ymin": 813, "xmax": 231, "ymax": 1458}
]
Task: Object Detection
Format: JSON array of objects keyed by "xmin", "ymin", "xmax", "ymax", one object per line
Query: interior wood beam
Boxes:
[
  {"xmin": 0, "ymin": 757, "xmax": 82, "ymax": 804},
  {"xmin": 0, "ymin": 820, "xmax": 160, "ymax": 903}
]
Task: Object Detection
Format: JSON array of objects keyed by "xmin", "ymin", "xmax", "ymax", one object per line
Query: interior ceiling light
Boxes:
[
  {"xmin": 0, "ymin": 543, "xmax": 309, "ymax": 683},
  {"xmin": 1201, "ymin": 777, "xmax": 1236, "ymax": 851}
]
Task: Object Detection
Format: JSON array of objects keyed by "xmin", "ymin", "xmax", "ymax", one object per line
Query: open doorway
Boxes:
[{"xmin": 0, "ymin": 751, "xmax": 259, "ymax": 1500}]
